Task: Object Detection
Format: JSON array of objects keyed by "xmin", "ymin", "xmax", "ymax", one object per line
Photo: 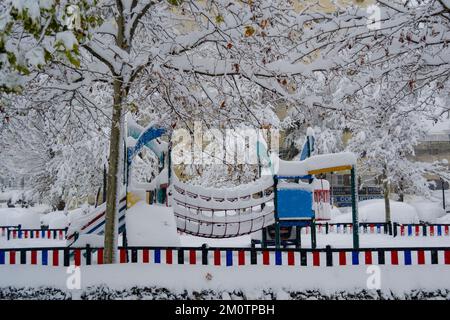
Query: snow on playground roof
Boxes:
[{"xmin": 275, "ymin": 152, "xmax": 357, "ymax": 177}]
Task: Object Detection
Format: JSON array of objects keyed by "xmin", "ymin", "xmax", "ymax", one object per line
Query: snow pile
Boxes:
[
  {"xmin": 437, "ymin": 214, "xmax": 450, "ymax": 224},
  {"xmin": 409, "ymin": 200, "xmax": 446, "ymax": 223},
  {"xmin": 70, "ymin": 234, "xmax": 105, "ymax": 248},
  {"xmin": 125, "ymin": 201, "xmax": 180, "ymax": 246},
  {"xmin": 66, "ymin": 204, "xmax": 94, "ymax": 230},
  {"xmin": 329, "ymin": 206, "xmax": 343, "ymax": 220},
  {"xmin": 332, "ymin": 199, "xmax": 419, "ymax": 224},
  {"xmin": 0, "ymin": 190, "xmax": 23, "ymax": 203},
  {"xmin": 0, "ymin": 208, "xmax": 41, "ymax": 228},
  {"xmin": 41, "ymin": 211, "xmax": 69, "ymax": 229}
]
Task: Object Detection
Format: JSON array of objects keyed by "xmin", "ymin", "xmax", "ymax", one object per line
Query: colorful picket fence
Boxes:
[
  {"xmin": 314, "ymin": 222, "xmax": 391, "ymax": 235},
  {"xmin": 6, "ymin": 228, "xmax": 67, "ymax": 240},
  {"xmin": 0, "ymin": 246, "xmax": 449, "ymax": 267},
  {"xmin": 393, "ymin": 223, "xmax": 450, "ymax": 237},
  {"xmin": 313, "ymin": 222, "xmax": 450, "ymax": 237},
  {"xmin": 0, "ymin": 225, "xmax": 20, "ymax": 238}
]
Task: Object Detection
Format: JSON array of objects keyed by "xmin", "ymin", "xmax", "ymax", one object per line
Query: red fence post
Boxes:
[
  {"xmin": 287, "ymin": 251, "xmax": 295, "ymax": 266},
  {"xmin": 97, "ymin": 249, "xmax": 104, "ymax": 265},
  {"xmin": 238, "ymin": 250, "xmax": 245, "ymax": 265},
  {"xmin": 214, "ymin": 250, "xmax": 221, "ymax": 266}
]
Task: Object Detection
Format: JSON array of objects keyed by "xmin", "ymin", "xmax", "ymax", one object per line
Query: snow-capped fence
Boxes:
[
  {"xmin": 314, "ymin": 222, "xmax": 392, "ymax": 235},
  {"xmin": 393, "ymin": 223, "xmax": 450, "ymax": 237},
  {"xmin": 312, "ymin": 222, "xmax": 450, "ymax": 237},
  {"xmin": 6, "ymin": 227, "xmax": 68, "ymax": 241},
  {"xmin": 0, "ymin": 225, "xmax": 20, "ymax": 238},
  {"xmin": 1, "ymin": 245, "xmax": 449, "ymax": 267}
]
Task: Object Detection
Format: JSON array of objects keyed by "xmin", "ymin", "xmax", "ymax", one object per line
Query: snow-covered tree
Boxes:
[
  {"xmin": 345, "ymin": 78, "xmax": 450, "ymax": 223},
  {"xmin": 0, "ymin": 92, "xmax": 108, "ymax": 208},
  {"xmin": 2, "ymin": 0, "xmax": 449, "ymax": 261}
]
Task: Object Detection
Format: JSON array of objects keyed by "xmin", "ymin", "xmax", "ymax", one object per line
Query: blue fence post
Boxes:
[
  {"xmin": 352, "ymin": 251, "xmax": 359, "ymax": 265},
  {"xmin": 404, "ymin": 250, "xmax": 412, "ymax": 265},
  {"xmin": 41, "ymin": 249, "xmax": 48, "ymax": 265},
  {"xmin": 275, "ymin": 250, "xmax": 282, "ymax": 266},
  {"xmin": 226, "ymin": 250, "xmax": 233, "ymax": 266},
  {"xmin": 154, "ymin": 249, "xmax": 161, "ymax": 263}
]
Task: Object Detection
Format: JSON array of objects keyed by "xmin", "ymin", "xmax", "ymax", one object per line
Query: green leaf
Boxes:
[
  {"xmin": 65, "ymin": 51, "xmax": 80, "ymax": 68},
  {"xmin": 167, "ymin": 0, "xmax": 183, "ymax": 6}
]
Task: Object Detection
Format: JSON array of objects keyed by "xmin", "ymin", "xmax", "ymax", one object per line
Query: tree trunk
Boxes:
[
  {"xmin": 382, "ymin": 169, "xmax": 391, "ymax": 223},
  {"xmin": 104, "ymin": 79, "xmax": 124, "ymax": 264}
]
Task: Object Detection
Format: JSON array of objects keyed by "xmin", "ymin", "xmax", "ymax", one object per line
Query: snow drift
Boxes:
[
  {"xmin": 0, "ymin": 208, "xmax": 41, "ymax": 228},
  {"xmin": 125, "ymin": 201, "xmax": 180, "ymax": 246},
  {"xmin": 332, "ymin": 199, "xmax": 419, "ymax": 224}
]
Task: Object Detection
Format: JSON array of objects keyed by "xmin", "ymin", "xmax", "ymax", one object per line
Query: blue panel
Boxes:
[
  {"xmin": 437, "ymin": 225, "xmax": 442, "ymax": 236},
  {"xmin": 352, "ymin": 251, "xmax": 359, "ymax": 265},
  {"xmin": 0, "ymin": 251, "xmax": 4, "ymax": 264},
  {"xmin": 404, "ymin": 250, "xmax": 412, "ymax": 265},
  {"xmin": 275, "ymin": 251, "xmax": 282, "ymax": 265},
  {"xmin": 279, "ymin": 220, "xmax": 311, "ymax": 227},
  {"xmin": 277, "ymin": 189, "xmax": 313, "ymax": 219},
  {"xmin": 407, "ymin": 225, "xmax": 412, "ymax": 236},
  {"xmin": 226, "ymin": 250, "xmax": 233, "ymax": 266},
  {"xmin": 42, "ymin": 250, "xmax": 48, "ymax": 265},
  {"xmin": 18, "ymin": 230, "xmax": 22, "ymax": 239},
  {"xmin": 275, "ymin": 175, "xmax": 312, "ymax": 180},
  {"xmin": 41, "ymin": 230, "xmax": 45, "ymax": 238},
  {"xmin": 154, "ymin": 249, "xmax": 161, "ymax": 263}
]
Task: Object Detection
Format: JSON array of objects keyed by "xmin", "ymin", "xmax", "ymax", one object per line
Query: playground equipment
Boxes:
[
  {"xmin": 65, "ymin": 195, "xmax": 127, "ymax": 246},
  {"xmin": 65, "ymin": 121, "xmax": 360, "ymax": 249},
  {"xmin": 171, "ymin": 174, "xmax": 275, "ymax": 238},
  {"xmin": 266, "ymin": 151, "xmax": 358, "ymax": 248}
]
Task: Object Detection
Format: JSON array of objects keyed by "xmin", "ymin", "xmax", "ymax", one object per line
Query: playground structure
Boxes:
[{"xmin": 63, "ymin": 118, "xmax": 361, "ymax": 249}]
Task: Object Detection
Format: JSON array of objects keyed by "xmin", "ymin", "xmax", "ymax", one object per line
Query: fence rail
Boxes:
[
  {"xmin": 6, "ymin": 227, "xmax": 68, "ymax": 240},
  {"xmin": 0, "ymin": 245, "xmax": 449, "ymax": 267},
  {"xmin": 313, "ymin": 222, "xmax": 450, "ymax": 237},
  {"xmin": 0, "ymin": 225, "xmax": 20, "ymax": 238}
]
